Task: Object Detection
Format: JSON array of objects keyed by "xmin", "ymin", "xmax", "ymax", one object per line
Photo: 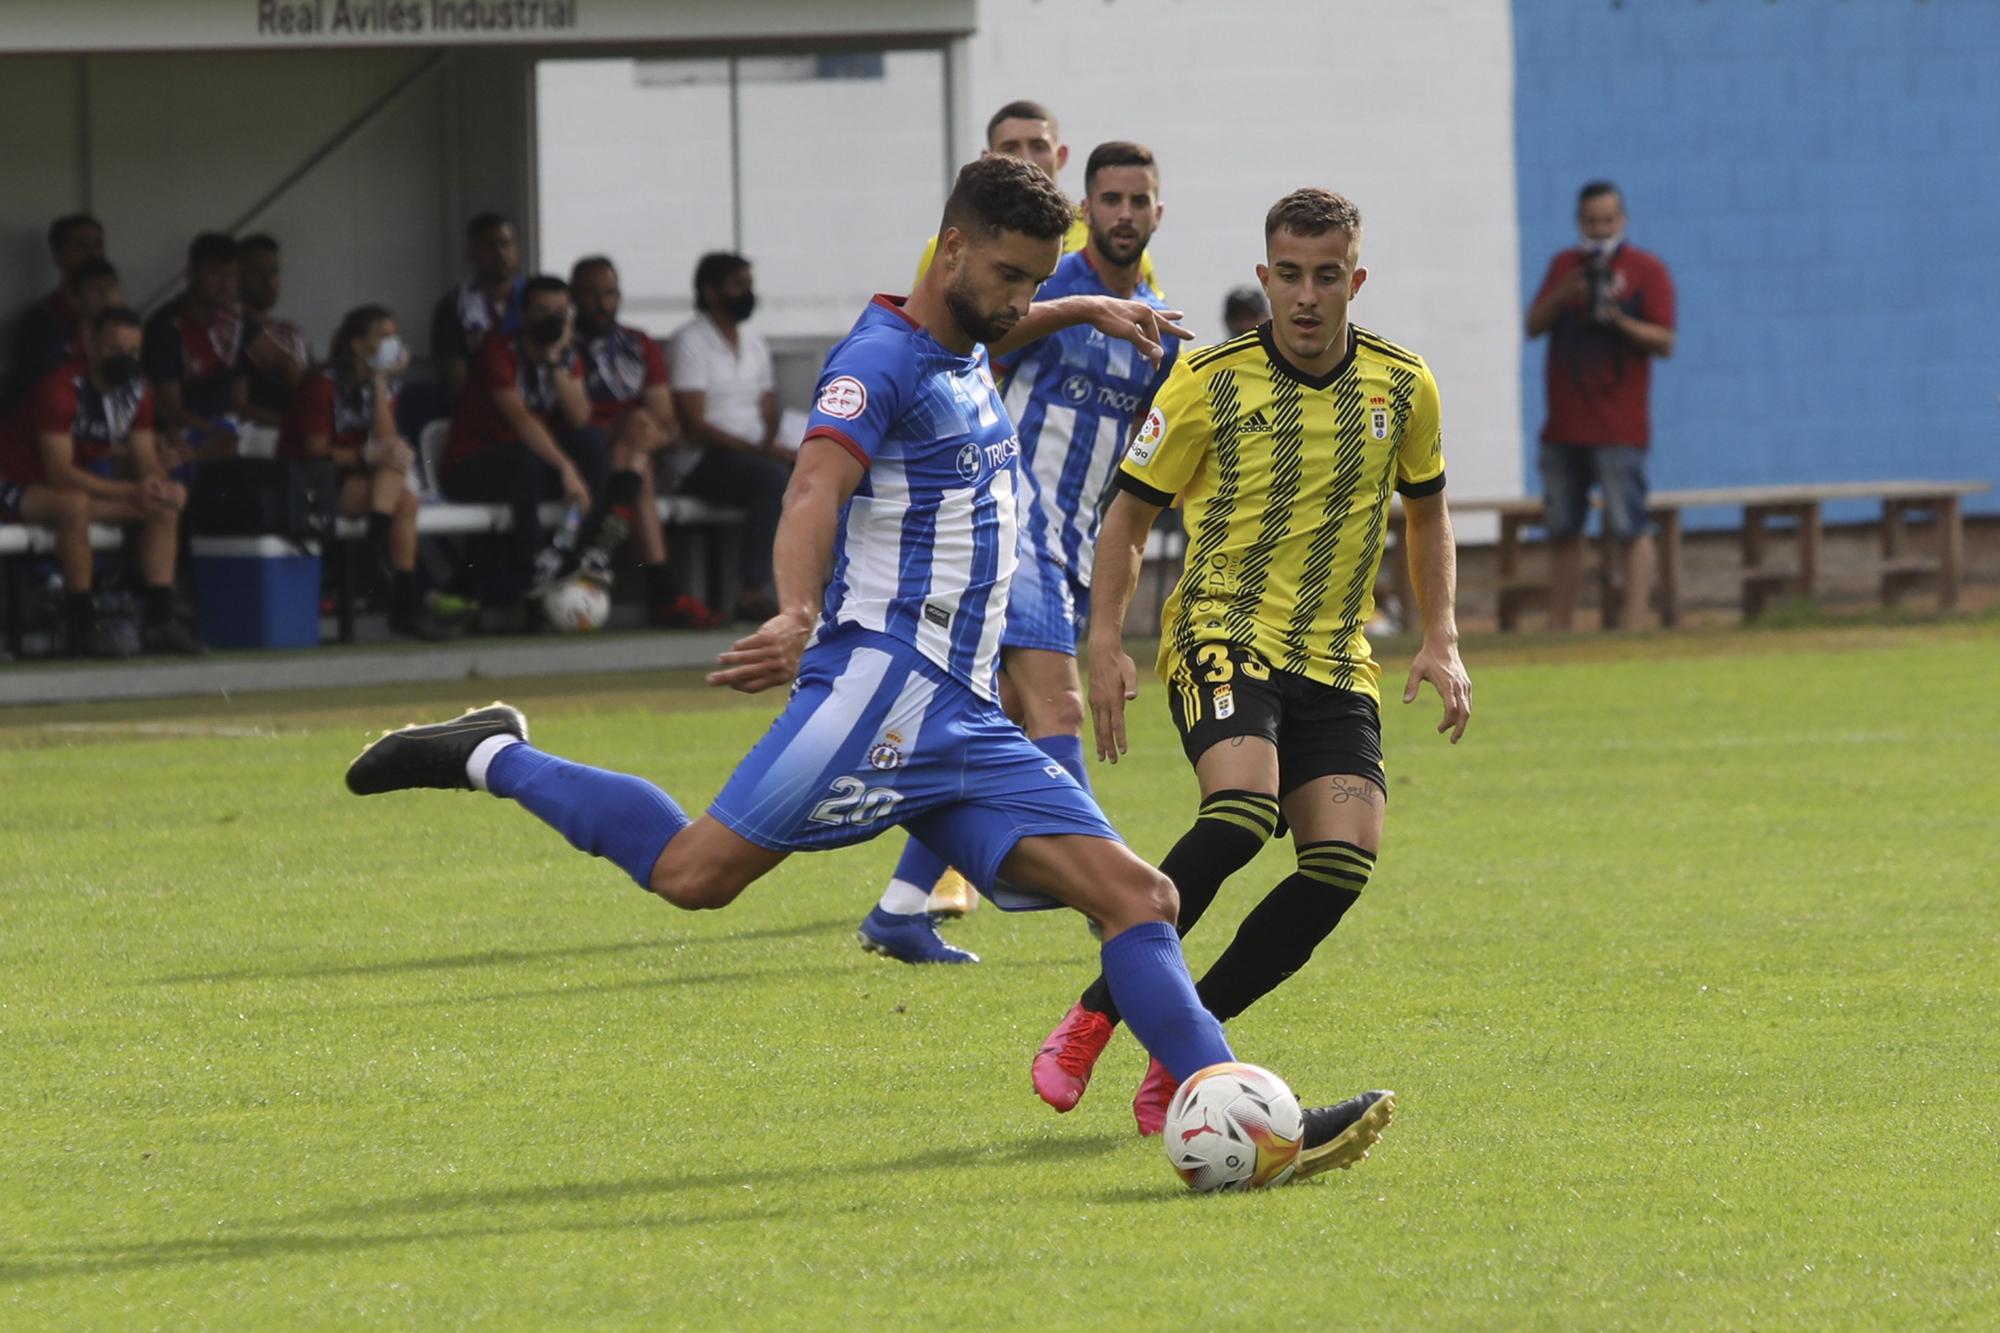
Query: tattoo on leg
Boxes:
[{"xmin": 1327, "ymin": 777, "xmax": 1384, "ymax": 809}]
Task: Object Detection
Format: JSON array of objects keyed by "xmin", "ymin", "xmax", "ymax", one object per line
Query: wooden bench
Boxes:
[
  {"xmin": 0, "ymin": 494, "xmax": 746, "ymax": 656},
  {"xmin": 1409, "ymin": 479, "xmax": 1990, "ymax": 630}
]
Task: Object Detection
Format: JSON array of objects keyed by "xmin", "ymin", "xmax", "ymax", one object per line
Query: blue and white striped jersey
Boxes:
[
  {"xmin": 802, "ymin": 295, "xmax": 1021, "ymax": 701},
  {"xmin": 999, "ymin": 250, "xmax": 1177, "ymax": 586}
]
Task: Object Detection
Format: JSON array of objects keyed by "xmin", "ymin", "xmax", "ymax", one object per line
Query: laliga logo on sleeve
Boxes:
[
  {"xmin": 817, "ymin": 376, "xmax": 868, "ymax": 420},
  {"xmin": 1128, "ymin": 407, "xmax": 1166, "ymax": 464}
]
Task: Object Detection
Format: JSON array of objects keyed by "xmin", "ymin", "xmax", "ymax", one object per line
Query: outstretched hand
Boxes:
[
  {"xmin": 1087, "ymin": 643, "xmax": 1140, "ymax": 762},
  {"xmin": 708, "ymin": 608, "xmax": 815, "ymax": 694},
  {"xmin": 1402, "ymin": 639, "xmax": 1471, "ymax": 744},
  {"xmin": 1087, "ymin": 299, "xmax": 1193, "ymax": 368}
]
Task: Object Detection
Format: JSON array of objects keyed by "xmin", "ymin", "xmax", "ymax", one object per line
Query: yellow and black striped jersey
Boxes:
[
  {"xmin": 1116, "ymin": 322, "xmax": 1445, "ymax": 703},
  {"xmin": 913, "ymin": 214, "xmax": 1162, "ymax": 295}
]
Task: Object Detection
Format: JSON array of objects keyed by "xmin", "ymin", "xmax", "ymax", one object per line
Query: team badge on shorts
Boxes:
[
  {"xmin": 868, "ymin": 730, "xmax": 907, "ymax": 771},
  {"xmin": 1369, "ymin": 395, "xmax": 1390, "ymax": 440},
  {"xmin": 1213, "ymin": 684, "xmax": 1235, "ymax": 720}
]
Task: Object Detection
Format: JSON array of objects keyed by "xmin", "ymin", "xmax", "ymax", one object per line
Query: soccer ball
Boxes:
[
  {"xmin": 541, "ymin": 574, "xmax": 611, "ymax": 633},
  {"xmin": 1163, "ymin": 1062, "xmax": 1304, "ymax": 1193}
]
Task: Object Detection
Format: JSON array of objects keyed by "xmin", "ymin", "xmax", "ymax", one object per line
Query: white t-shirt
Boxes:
[{"xmin": 667, "ymin": 313, "xmax": 773, "ymax": 480}]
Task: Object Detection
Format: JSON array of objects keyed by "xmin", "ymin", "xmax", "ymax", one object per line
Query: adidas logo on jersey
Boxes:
[{"xmin": 1238, "ymin": 408, "xmax": 1272, "ymax": 435}]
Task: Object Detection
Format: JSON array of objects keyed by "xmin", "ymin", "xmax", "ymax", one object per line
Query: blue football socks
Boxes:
[
  {"xmin": 486, "ymin": 743, "xmax": 686, "ymax": 889},
  {"xmin": 1099, "ymin": 920, "xmax": 1234, "ymax": 1080},
  {"xmin": 1033, "ymin": 732, "xmax": 1092, "ymax": 793},
  {"xmin": 885, "ymin": 834, "xmax": 951, "ymax": 902}
]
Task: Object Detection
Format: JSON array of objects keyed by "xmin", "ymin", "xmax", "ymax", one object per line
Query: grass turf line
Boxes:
[{"xmin": 2, "ymin": 622, "xmax": 1997, "ymax": 1327}]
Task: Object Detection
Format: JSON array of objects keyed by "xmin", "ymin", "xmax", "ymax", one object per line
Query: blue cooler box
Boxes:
[{"xmin": 191, "ymin": 535, "xmax": 322, "ymax": 649}]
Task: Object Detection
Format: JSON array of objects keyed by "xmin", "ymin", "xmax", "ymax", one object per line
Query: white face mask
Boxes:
[
  {"xmin": 371, "ymin": 335, "xmax": 404, "ymax": 372},
  {"xmin": 1582, "ymin": 232, "xmax": 1624, "ymax": 258}
]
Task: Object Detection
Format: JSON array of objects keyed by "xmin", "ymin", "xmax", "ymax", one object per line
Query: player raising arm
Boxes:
[
  {"xmin": 345, "ymin": 159, "xmax": 1388, "ymax": 1182},
  {"xmin": 1033, "ymin": 187, "xmax": 1467, "ymax": 1137}
]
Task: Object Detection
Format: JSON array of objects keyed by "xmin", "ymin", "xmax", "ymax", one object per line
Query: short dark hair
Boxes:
[
  {"xmin": 693, "ymin": 252, "xmax": 751, "ymax": 308},
  {"xmin": 940, "ymin": 156, "xmax": 1073, "ymax": 247},
  {"xmin": 66, "ymin": 257, "xmax": 119, "ymax": 294},
  {"xmin": 237, "ymin": 233, "xmax": 280, "ymax": 258},
  {"xmin": 330, "ymin": 303, "xmax": 394, "ymax": 364},
  {"xmin": 187, "ymin": 232, "xmax": 238, "ymax": 269},
  {"xmin": 1084, "ymin": 141, "xmax": 1157, "ymax": 192},
  {"xmin": 1264, "ymin": 188, "xmax": 1363, "ymax": 242},
  {"xmin": 1578, "ymin": 180, "xmax": 1622, "ymax": 209},
  {"xmin": 48, "ymin": 213, "xmax": 102, "ymax": 254},
  {"xmin": 522, "ymin": 275, "xmax": 570, "ymax": 303},
  {"xmin": 92, "ymin": 305, "xmax": 143, "ymax": 336},
  {"xmin": 465, "ymin": 212, "xmax": 513, "ymax": 241},
  {"xmin": 985, "ymin": 99, "xmax": 1058, "ymax": 145},
  {"xmin": 570, "ymin": 255, "xmax": 617, "ymax": 285},
  {"xmin": 1223, "ymin": 285, "xmax": 1268, "ymax": 322}
]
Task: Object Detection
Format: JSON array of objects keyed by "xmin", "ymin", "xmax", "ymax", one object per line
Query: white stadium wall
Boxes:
[{"xmin": 536, "ymin": 0, "xmax": 1527, "ymax": 514}]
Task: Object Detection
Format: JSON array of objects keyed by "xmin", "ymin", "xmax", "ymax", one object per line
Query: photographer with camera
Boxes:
[{"xmin": 1526, "ymin": 180, "xmax": 1675, "ymax": 631}]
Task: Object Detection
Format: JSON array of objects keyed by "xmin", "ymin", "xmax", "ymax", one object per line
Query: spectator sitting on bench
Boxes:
[
  {"xmin": 4, "ymin": 213, "xmax": 107, "ymax": 410},
  {"xmin": 0, "ymin": 307, "xmax": 202, "ymax": 657},
  {"xmin": 233, "ymin": 234, "xmax": 312, "ymax": 435},
  {"xmin": 282, "ymin": 304, "xmax": 453, "ymax": 643},
  {"xmin": 9, "ymin": 257, "xmax": 125, "ymax": 409},
  {"xmin": 143, "ymin": 231, "xmax": 253, "ymax": 470},
  {"xmin": 668, "ymin": 251, "xmax": 787, "ymax": 622},
  {"xmin": 571, "ymin": 254, "xmax": 721, "ymax": 630},
  {"xmin": 441, "ymin": 274, "xmax": 622, "ymax": 616},
  {"xmin": 430, "ymin": 212, "xmax": 525, "ymax": 411}
]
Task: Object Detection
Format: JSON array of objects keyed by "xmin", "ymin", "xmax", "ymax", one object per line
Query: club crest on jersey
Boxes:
[
  {"xmin": 1130, "ymin": 406, "xmax": 1166, "ymax": 464},
  {"xmin": 868, "ymin": 730, "xmax": 907, "ymax": 771},
  {"xmin": 817, "ymin": 375, "xmax": 868, "ymax": 420},
  {"xmin": 1213, "ymin": 684, "xmax": 1235, "ymax": 720},
  {"xmin": 1369, "ymin": 395, "xmax": 1389, "ymax": 440}
]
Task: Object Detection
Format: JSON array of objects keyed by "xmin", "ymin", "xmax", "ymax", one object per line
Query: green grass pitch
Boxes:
[{"xmin": 4, "ymin": 621, "xmax": 1997, "ymax": 1327}]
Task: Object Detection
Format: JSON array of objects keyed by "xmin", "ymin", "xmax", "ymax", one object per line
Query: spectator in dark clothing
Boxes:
[
  {"xmin": 0, "ymin": 307, "xmax": 201, "ymax": 656},
  {"xmin": 8, "ymin": 257, "xmax": 123, "ymax": 405},
  {"xmin": 233, "ymin": 234, "xmax": 311, "ymax": 429},
  {"xmin": 6, "ymin": 214, "xmax": 108, "ymax": 407},
  {"xmin": 571, "ymin": 254, "xmax": 720, "ymax": 629},
  {"xmin": 281, "ymin": 304, "xmax": 452, "ymax": 641},
  {"xmin": 143, "ymin": 232, "xmax": 253, "ymax": 466},
  {"xmin": 440, "ymin": 274, "xmax": 612, "ymax": 605},
  {"xmin": 430, "ymin": 212, "xmax": 525, "ymax": 410}
]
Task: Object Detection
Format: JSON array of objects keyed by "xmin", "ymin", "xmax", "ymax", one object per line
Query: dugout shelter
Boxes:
[{"xmin": 0, "ymin": 0, "xmax": 978, "ymax": 389}]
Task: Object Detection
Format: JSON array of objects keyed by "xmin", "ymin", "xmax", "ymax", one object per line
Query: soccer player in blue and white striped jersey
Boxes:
[
  {"xmin": 860, "ymin": 142, "xmax": 1178, "ymax": 960},
  {"xmin": 345, "ymin": 158, "xmax": 1243, "ymax": 1110}
]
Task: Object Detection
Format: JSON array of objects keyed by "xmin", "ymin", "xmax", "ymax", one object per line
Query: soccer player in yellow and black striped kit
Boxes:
[{"xmin": 1032, "ymin": 188, "xmax": 1472, "ymax": 1145}]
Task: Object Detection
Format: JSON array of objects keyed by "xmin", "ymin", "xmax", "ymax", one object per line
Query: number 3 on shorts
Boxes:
[{"xmin": 1194, "ymin": 643, "xmax": 1270, "ymax": 684}]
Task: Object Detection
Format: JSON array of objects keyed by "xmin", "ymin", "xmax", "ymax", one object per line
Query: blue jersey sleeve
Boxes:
[{"xmin": 801, "ymin": 328, "xmax": 914, "ymax": 467}]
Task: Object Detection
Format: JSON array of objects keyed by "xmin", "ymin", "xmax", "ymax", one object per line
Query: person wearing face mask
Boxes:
[
  {"xmin": 667, "ymin": 252, "xmax": 786, "ymax": 622},
  {"xmin": 0, "ymin": 307, "xmax": 202, "ymax": 657},
  {"xmin": 440, "ymin": 273, "xmax": 609, "ymax": 618},
  {"xmin": 281, "ymin": 305, "xmax": 452, "ymax": 641},
  {"xmin": 1525, "ymin": 180, "xmax": 1677, "ymax": 632}
]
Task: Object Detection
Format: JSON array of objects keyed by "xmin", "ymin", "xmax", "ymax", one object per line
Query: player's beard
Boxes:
[
  {"xmin": 945, "ymin": 280, "xmax": 1017, "ymax": 346},
  {"xmin": 1090, "ymin": 223, "xmax": 1147, "ymax": 268}
]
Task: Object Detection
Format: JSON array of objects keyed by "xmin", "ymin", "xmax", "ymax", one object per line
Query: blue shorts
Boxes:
[
  {"xmin": 707, "ymin": 625, "xmax": 1119, "ymax": 909},
  {"xmin": 1002, "ymin": 549, "xmax": 1091, "ymax": 655},
  {"xmin": 1540, "ymin": 442, "xmax": 1652, "ymax": 542}
]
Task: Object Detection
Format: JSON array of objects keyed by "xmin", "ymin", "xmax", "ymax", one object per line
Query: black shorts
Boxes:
[{"xmin": 1165, "ymin": 641, "xmax": 1386, "ymax": 797}]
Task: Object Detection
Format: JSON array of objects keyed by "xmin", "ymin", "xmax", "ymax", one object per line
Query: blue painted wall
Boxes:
[{"xmin": 1513, "ymin": 0, "xmax": 2000, "ymax": 523}]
